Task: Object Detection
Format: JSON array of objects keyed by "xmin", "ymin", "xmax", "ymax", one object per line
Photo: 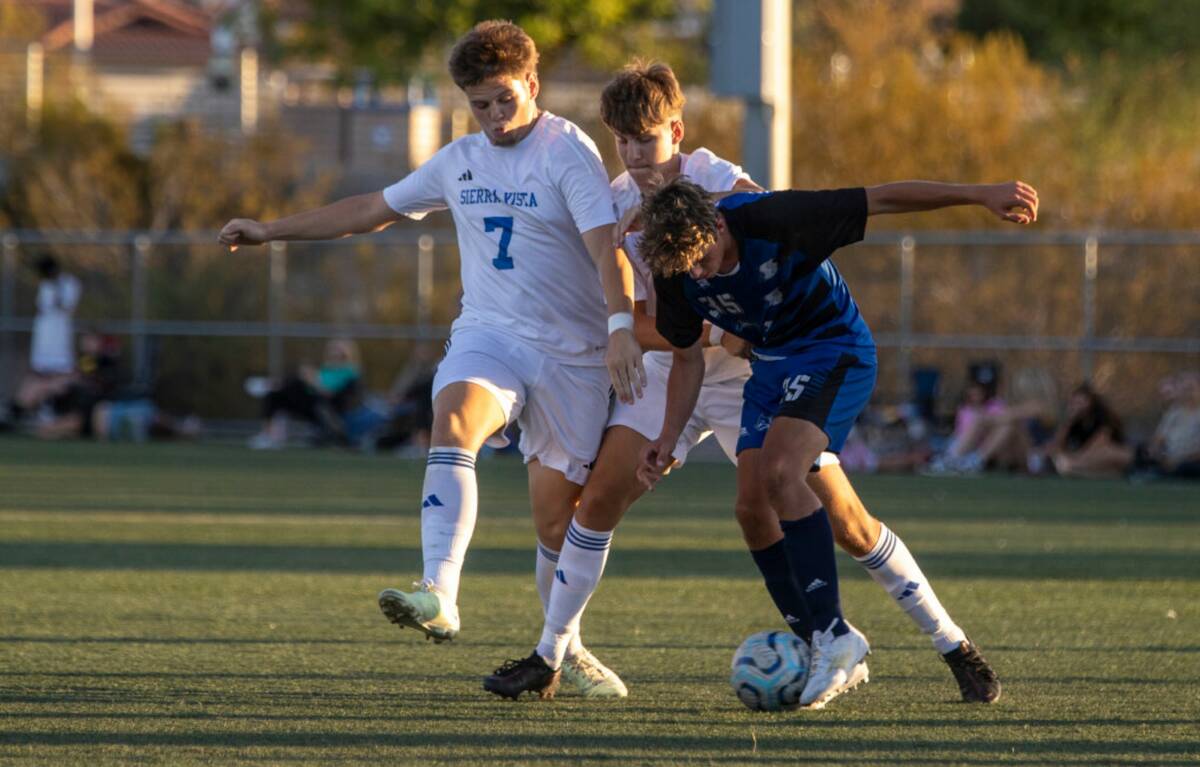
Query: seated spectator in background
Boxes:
[
  {"xmin": 1137, "ymin": 373, "xmax": 1200, "ymax": 479},
  {"xmin": 1042, "ymin": 383, "xmax": 1133, "ymax": 478},
  {"xmin": 248, "ymin": 338, "xmax": 361, "ymax": 449},
  {"xmin": 372, "ymin": 343, "xmax": 438, "ymax": 454},
  {"xmin": 929, "ymin": 367, "xmax": 1057, "ymax": 474},
  {"xmin": 32, "ymin": 334, "xmax": 199, "ymax": 442}
]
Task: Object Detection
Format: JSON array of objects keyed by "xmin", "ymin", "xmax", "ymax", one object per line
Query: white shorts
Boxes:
[
  {"xmin": 432, "ymin": 326, "xmax": 610, "ymax": 485},
  {"xmin": 609, "ymin": 355, "xmax": 744, "ymax": 466},
  {"xmin": 608, "ymin": 354, "xmax": 842, "ymax": 470}
]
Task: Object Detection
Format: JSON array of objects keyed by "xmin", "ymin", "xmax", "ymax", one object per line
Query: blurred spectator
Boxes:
[
  {"xmin": 839, "ymin": 403, "xmax": 933, "ymax": 474},
  {"xmin": 32, "ymin": 334, "xmax": 199, "ymax": 442},
  {"xmin": 928, "ymin": 366, "xmax": 1057, "ymax": 474},
  {"xmin": 371, "ymin": 343, "xmax": 440, "ymax": 454},
  {"xmin": 11, "ymin": 257, "xmax": 83, "ymax": 418},
  {"xmin": 30, "ymin": 255, "xmax": 81, "ymax": 376},
  {"xmin": 247, "ymin": 338, "xmax": 362, "ymax": 449},
  {"xmin": 1041, "ymin": 383, "xmax": 1133, "ymax": 478},
  {"xmin": 1136, "ymin": 374, "xmax": 1200, "ymax": 479}
]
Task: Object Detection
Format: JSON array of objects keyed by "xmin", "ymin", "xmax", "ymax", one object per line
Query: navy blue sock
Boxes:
[
  {"xmin": 749, "ymin": 540, "xmax": 813, "ymax": 640},
  {"xmin": 780, "ymin": 509, "xmax": 847, "ymax": 637}
]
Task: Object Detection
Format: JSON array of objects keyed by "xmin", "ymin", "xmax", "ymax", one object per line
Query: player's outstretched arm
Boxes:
[
  {"xmin": 218, "ymin": 191, "xmax": 403, "ymax": 251},
  {"xmin": 865, "ymin": 181, "xmax": 1039, "ymax": 224},
  {"xmin": 637, "ymin": 342, "xmax": 704, "ymax": 490},
  {"xmin": 583, "ymin": 225, "xmax": 647, "ymax": 404}
]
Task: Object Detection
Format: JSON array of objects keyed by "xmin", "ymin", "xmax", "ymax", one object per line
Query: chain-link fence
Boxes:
[{"xmin": 2, "ymin": 229, "xmax": 1197, "ymax": 427}]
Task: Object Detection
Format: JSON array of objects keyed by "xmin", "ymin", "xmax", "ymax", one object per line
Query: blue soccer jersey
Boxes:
[{"xmin": 653, "ymin": 188, "xmax": 873, "ymax": 355}]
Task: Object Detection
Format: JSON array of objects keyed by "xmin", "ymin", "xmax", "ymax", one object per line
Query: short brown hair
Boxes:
[
  {"xmin": 639, "ymin": 177, "xmax": 718, "ymax": 277},
  {"xmin": 448, "ymin": 20, "xmax": 539, "ymax": 89},
  {"xmin": 600, "ymin": 60, "xmax": 685, "ymax": 136}
]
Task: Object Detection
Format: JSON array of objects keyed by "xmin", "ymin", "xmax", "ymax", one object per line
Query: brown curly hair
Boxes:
[
  {"xmin": 639, "ymin": 177, "xmax": 719, "ymax": 277},
  {"xmin": 448, "ymin": 20, "xmax": 539, "ymax": 89},
  {"xmin": 600, "ymin": 60, "xmax": 686, "ymax": 136}
]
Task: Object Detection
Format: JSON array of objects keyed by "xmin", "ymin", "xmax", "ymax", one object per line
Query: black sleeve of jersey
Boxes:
[
  {"xmin": 653, "ymin": 273, "xmax": 704, "ymax": 349},
  {"xmin": 720, "ymin": 187, "xmax": 868, "ymax": 270}
]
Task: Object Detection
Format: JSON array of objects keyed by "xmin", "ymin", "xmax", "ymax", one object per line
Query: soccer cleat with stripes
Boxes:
[
  {"xmin": 800, "ymin": 619, "xmax": 871, "ymax": 708},
  {"xmin": 943, "ymin": 639, "xmax": 1001, "ymax": 703},
  {"xmin": 377, "ymin": 583, "xmax": 459, "ymax": 643},
  {"xmin": 483, "ymin": 652, "xmax": 561, "ymax": 701},
  {"xmin": 561, "ymin": 647, "xmax": 629, "ymax": 698}
]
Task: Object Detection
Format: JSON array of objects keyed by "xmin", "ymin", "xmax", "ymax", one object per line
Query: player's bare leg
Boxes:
[
  {"xmin": 810, "ymin": 463, "xmax": 1000, "ymax": 702},
  {"xmin": 756, "ymin": 418, "xmax": 870, "ymax": 708},
  {"xmin": 378, "ymin": 382, "xmax": 506, "ymax": 642}
]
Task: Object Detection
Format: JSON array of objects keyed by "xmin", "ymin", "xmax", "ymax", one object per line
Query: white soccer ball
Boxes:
[{"xmin": 730, "ymin": 630, "xmax": 810, "ymax": 712}]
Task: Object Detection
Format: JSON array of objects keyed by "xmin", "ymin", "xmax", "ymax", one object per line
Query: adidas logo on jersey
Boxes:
[
  {"xmin": 805, "ymin": 578, "xmax": 828, "ymax": 593},
  {"xmin": 458, "ymin": 169, "xmax": 473, "ymax": 182}
]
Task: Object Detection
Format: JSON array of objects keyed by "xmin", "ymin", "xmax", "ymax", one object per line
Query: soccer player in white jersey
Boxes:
[
  {"xmin": 218, "ymin": 22, "xmax": 646, "ymax": 657},
  {"xmin": 484, "ymin": 60, "xmax": 1000, "ymax": 707}
]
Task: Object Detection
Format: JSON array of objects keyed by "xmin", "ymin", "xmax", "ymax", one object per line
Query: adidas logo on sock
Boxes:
[
  {"xmin": 421, "ymin": 494, "xmax": 444, "ymax": 509},
  {"xmin": 899, "ymin": 580, "xmax": 921, "ymax": 599},
  {"xmin": 555, "ymin": 569, "xmax": 568, "ymax": 585},
  {"xmin": 457, "ymin": 169, "xmax": 473, "ymax": 182},
  {"xmin": 805, "ymin": 578, "xmax": 827, "ymax": 593},
  {"xmin": 784, "ymin": 614, "xmax": 800, "ymax": 624}
]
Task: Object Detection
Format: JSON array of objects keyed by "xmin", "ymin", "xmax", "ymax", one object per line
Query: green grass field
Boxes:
[{"xmin": 1, "ymin": 438, "xmax": 1197, "ymax": 765}]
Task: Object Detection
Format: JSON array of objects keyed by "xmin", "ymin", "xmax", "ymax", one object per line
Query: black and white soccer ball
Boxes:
[{"xmin": 730, "ymin": 630, "xmax": 810, "ymax": 711}]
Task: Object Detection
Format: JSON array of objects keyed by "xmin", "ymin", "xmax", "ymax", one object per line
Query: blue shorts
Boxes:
[{"xmin": 737, "ymin": 346, "xmax": 877, "ymax": 455}]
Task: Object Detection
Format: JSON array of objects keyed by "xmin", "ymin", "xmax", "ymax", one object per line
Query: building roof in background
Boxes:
[{"xmin": 37, "ymin": 0, "xmax": 213, "ymax": 67}]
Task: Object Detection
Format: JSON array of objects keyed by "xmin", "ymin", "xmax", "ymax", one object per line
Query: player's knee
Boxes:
[
  {"xmin": 733, "ymin": 498, "xmax": 775, "ymax": 540},
  {"xmin": 761, "ymin": 454, "xmax": 805, "ymax": 508},
  {"xmin": 575, "ymin": 485, "xmax": 629, "ymax": 532},
  {"xmin": 535, "ymin": 515, "xmax": 570, "ymax": 550}
]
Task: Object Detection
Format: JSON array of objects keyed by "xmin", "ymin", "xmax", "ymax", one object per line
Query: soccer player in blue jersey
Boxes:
[{"xmin": 636, "ymin": 177, "xmax": 1038, "ymax": 707}]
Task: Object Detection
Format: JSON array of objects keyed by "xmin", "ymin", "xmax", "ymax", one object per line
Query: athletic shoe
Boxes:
[
  {"xmin": 377, "ymin": 583, "xmax": 459, "ymax": 643},
  {"xmin": 943, "ymin": 639, "xmax": 1001, "ymax": 703},
  {"xmin": 483, "ymin": 652, "xmax": 561, "ymax": 701},
  {"xmin": 561, "ymin": 647, "xmax": 629, "ymax": 698},
  {"xmin": 800, "ymin": 619, "xmax": 871, "ymax": 707}
]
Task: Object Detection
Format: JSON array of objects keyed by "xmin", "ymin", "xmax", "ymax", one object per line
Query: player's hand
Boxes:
[
  {"xmin": 981, "ymin": 181, "xmax": 1038, "ymax": 224},
  {"xmin": 637, "ymin": 436, "xmax": 676, "ymax": 491},
  {"xmin": 613, "ymin": 206, "xmax": 644, "ymax": 249},
  {"xmin": 218, "ymin": 218, "xmax": 270, "ymax": 252},
  {"xmin": 606, "ymin": 327, "xmax": 646, "ymax": 405},
  {"xmin": 720, "ymin": 331, "xmax": 754, "ymax": 360}
]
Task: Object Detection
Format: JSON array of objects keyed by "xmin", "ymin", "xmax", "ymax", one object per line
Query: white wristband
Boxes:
[
  {"xmin": 608, "ymin": 312, "xmax": 634, "ymax": 335},
  {"xmin": 707, "ymin": 325, "xmax": 725, "ymax": 347}
]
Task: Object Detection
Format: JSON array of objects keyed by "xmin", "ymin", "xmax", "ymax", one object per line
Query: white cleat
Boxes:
[
  {"xmin": 377, "ymin": 583, "xmax": 460, "ymax": 643},
  {"xmin": 561, "ymin": 647, "xmax": 629, "ymax": 698},
  {"xmin": 800, "ymin": 620, "xmax": 871, "ymax": 708}
]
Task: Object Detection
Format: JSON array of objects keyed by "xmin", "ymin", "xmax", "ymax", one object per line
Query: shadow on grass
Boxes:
[
  {"xmin": 0, "ymin": 730, "xmax": 1196, "ymax": 764},
  {"xmin": 1, "ymin": 542, "xmax": 1198, "ymax": 580}
]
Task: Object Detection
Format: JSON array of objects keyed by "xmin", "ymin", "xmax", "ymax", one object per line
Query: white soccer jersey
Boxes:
[
  {"xmin": 383, "ymin": 113, "xmax": 616, "ymax": 362},
  {"xmin": 611, "ymin": 148, "xmax": 752, "ymax": 382}
]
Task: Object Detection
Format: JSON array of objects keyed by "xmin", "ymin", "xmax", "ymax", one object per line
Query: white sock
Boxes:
[
  {"xmin": 419, "ymin": 447, "xmax": 478, "ymax": 605},
  {"xmin": 855, "ymin": 523, "xmax": 967, "ymax": 654},
  {"xmin": 536, "ymin": 520, "xmax": 611, "ymax": 669},
  {"xmin": 536, "ymin": 542, "xmax": 584, "ymax": 658}
]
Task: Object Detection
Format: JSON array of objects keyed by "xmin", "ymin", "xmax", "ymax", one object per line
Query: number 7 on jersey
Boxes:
[{"xmin": 485, "ymin": 216, "xmax": 515, "ymax": 270}]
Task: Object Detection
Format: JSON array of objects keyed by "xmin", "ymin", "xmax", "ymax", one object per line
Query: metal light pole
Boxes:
[{"xmin": 710, "ymin": 0, "xmax": 792, "ymax": 190}]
